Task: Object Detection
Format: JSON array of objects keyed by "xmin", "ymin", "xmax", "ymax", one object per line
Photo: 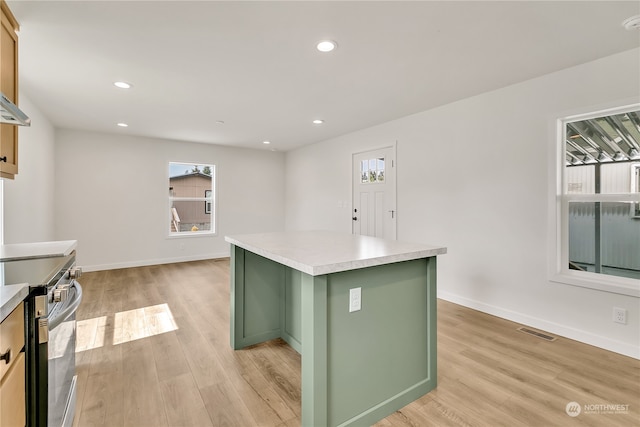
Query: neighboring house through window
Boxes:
[
  {"xmin": 205, "ymin": 190, "xmax": 212, "ymax": 214},
  {"xmin": 169, "ymin": 162, "xmax": 215, "ymax": 235}
]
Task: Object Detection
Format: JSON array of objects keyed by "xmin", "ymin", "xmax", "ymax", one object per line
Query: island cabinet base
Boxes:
[{"xmin": 230, "ymin": 244, "xmax": 438, "ymax": 427}]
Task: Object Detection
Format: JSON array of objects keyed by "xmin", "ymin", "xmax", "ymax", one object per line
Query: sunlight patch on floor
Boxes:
[
  {"xmin": 76, "ymin": 303, "xmax": 178, "ymax": 351},
  {"xmin": 113, "ymin": 303, "xmax": 178, "ymax": 345},
  {"xmin": 76, "ymin": 315, "xmax": 107, "ymax": 352}
]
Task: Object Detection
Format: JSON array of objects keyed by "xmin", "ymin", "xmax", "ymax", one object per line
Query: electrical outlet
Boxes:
[
  {"xmin": 613, "ymin": 307, "xmax": 627, "ymax": 325},
  {"xmin": 349, "ymin": 287, "xmax": 361, "ymax": 313}
]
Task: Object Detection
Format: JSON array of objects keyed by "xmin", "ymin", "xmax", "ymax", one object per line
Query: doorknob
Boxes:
[{"xmin": 352, "ymin": 217, "xmax": 358, "ymax": 221}]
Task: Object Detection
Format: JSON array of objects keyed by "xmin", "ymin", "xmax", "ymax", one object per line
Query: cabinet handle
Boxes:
[
  {"xmin": 0, "ymin": 156, "xmax": 6, "ymax": 162},
  {"xmin": 0, "ymin": 348, "xmax": 10, "ymax": 364}
]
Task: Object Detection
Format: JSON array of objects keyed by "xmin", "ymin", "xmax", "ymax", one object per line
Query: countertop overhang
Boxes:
[
  {"xmin": 0, "ymin": 240, "xmax": 77, "ymax": 262},
  {"xmin": 0, "ymin": 283, "xmax": 29, "ymax": 322},
  {"xmin": 225, "ymin": 231, "xmax": 447, "ymax": 276}
]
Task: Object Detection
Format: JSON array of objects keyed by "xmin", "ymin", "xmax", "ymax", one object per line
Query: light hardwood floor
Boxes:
[{"xmin": 72, "ymin": 259, "xmax": 639, "ymax": 427}]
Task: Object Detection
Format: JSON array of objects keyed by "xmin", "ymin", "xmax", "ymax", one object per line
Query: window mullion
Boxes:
[{"xmin": 594, "ymin": 164, "xmax": 601, "ymax": 274}]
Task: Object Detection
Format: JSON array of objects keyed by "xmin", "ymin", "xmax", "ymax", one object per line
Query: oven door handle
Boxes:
[{"xmin": 48, "ymin": 280, "xmax": 83, "ymax": 331}]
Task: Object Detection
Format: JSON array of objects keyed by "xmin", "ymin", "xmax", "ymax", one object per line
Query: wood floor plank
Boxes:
[
  {"xmin": 207, "ymin": 336, "xmax": 297, "ymax": 423},
  {"xmin": 85, "ymin": 325, "xmax": 121, "ymax": 377},
  {"xmin": 232, "ymin": 365, "xmax": 296, "ymax": 425},
  {"xmin": 173, "ymin": 317, "xmax": 229, "ymax": 389},
  {"xmin": 159, "ymin": 372, "xmax": 214, "ymax": 427},
  {"xmin": 148, "ymin": 330, "xmax": 191, "ymax": 381},
  {"xmin": 246, "ymin": 341, "xmax": 302, "ymax": 416},
  {"xmin": 199, "ymin": 380, "xmax": 258, "ymax": 426},
  {"xmin": 121, "ymin": 340, "xmax": 168, "ymax": 427},
  {"xmin": 73, "ymin": 260, "xmax": 640, "ymax": 427},
  {"xmin": 76, "ymin": 371, "xmax": 124, "ymax": 427},
  {"xmin": 416, "ymin": 398, "xmax": 475, "ymax": 427},
  {"xmin": 275, "ymin": 418, "xmax": 301, "ymax": 427},
  {"xmin": 428, "ymin": 376, "xmax": 527, "ymax": 427},
  {"xmin": 72, "ymin": 354, "xmax": 91, "ymax": 427}
]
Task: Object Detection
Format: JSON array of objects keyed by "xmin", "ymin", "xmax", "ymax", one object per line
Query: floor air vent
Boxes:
[{"xmin": 517, "ymin": 327, "xmax": 557, "ymax": 342}]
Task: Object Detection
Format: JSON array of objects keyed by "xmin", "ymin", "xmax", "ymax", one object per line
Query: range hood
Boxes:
[{"xmin": 0, "ymin": 91, "xmax": 31, "ymax": 126}]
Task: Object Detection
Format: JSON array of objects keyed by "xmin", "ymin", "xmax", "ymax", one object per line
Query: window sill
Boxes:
[
  {"xmin": 166, "ymin": 231, "xmax": 216, "ymax": 239},
  {"xmin": 551, "ymin": 270, "xmax": 640, "ymax": 297}
]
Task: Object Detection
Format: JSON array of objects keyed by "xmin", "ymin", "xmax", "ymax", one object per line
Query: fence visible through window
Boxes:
[{"xmin": 564, "ymin": 110, "xmax": 640, "ymax": 280}]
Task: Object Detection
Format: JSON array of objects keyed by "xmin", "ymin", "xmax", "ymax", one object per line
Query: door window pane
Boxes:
[
  {"xmin": 361, "ymin": 160, "xmax": 369, "ymax": 183},
  {"xmin": 377, "ymin": 158, "xmax": 385, "ymax": 181},
  {"xmin": 360, "ymin": 157, "xmax": 385, "ymax": 184}
]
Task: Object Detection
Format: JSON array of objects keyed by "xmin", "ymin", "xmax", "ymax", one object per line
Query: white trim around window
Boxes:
[
  {"xmin": 167, "ymin": 162, "xmax": 216, "ymax": 238},
  {"xmin": 549, "ymin": 103, "xmax": 640, "ymax": 297}
]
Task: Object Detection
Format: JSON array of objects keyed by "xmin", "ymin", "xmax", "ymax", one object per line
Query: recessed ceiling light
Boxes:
[
  {"xmin": 117, "ymin": 122, "xmax": 128, "ymax": 127},
  {"xmin": 215, "ymin": 120, "xmax": 225, "ymax": 125},
  {"xmin": 263, "ymin": 140, "xmax": 271, "ymax": 145},
  {"xmin": 316, "ymin": 40, "xmax": 337, "ymax": 52},
  {"xmin": 312, "ymin": 119, "xmax": 324, "ymax": 125},
  {"xmin": 114, "ymin": 81, "xmax": 132, "ymax": 89}
]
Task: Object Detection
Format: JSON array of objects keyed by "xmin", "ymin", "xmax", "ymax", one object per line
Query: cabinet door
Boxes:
[
  {"xmin": 0, "ymin": 303, "xmax": 24, "ymax": 380},
  {"xmin": 0, "ymin": 2, "xmax": 19, "ymax": 179},
  {"xmin": 0, "ymin": 352, "xmax": 26, "ymax": 427}
]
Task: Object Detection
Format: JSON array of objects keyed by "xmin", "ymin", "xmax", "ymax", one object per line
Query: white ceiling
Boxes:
[{"xmin": 7, "ymin": 1, "xmax": 640, "ymax": 152}]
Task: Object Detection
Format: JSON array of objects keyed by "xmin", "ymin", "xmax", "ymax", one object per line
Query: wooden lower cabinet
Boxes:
[
  {"xmin": 0, "ymin": 302, "xmax": 26, "ymax": 427},
  {"xmin": 0, "ymin": 352, "xmax": 25, "ymax": 427}
]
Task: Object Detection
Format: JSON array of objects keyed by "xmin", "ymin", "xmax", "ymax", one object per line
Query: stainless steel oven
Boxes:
[
  {"xmin": 1, "ymin": 251, "xmax": 82, "ymax": 427},
  {"xmin": 46, "ymin": 265, "xmax": 82, "ymax": 427}
]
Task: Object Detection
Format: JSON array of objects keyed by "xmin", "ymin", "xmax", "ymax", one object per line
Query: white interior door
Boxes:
[{"xmin": 352, "ymin": 146, "xmax": 396, "ymax": 240}]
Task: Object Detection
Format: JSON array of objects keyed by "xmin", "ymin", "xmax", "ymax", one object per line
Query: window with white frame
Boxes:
[
  {"xmin": 554, "ymin": 105, "xmax": 640, "ymax": 296},
  {"xmin": 168, "ymin": 162, "xmax": 215, "ymax": 235}
]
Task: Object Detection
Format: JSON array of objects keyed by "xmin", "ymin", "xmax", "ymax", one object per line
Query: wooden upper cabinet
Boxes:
[{"xmin": 0, "ymin": 0, "xmax": 19, "ymax": 179}]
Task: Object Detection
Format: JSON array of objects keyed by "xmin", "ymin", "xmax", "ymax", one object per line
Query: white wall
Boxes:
[
  {"xmin": 285, "ymin": 48, "xmax": 640, "ymax": 358},
  {"xmin": 54, "ymin": 129, "xmax": 285, "ymax": 270},
  {"xmin": 3, "ymin": 94, "xmax": 56, "ymax": 243}
]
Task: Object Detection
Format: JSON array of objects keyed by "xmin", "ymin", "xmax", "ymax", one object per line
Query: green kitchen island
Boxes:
[{"xmin": 225, "ymin": 231, "xmax": 447, "ymax": 427}]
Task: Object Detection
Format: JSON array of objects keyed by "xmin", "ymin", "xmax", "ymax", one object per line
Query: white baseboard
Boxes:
[
  {"xmin": 82, "ymin": 252, "xmax": 230, "ymax": 272},
  {"xmin": 438, "ymin": 290, "xmax": 639, "ymax": 360}
]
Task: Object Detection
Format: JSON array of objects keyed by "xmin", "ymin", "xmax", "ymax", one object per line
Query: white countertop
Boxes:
[
  {"xmin": 225, "ymin": 231, "xmax": 447, "ymax": 276},
  {"xmin": 0, "ymin": 240, "xmax": 77, "ymax": 262},
  {"xmin": 0, "ymin": 283, "xmax": 29, "ymax": 322}
]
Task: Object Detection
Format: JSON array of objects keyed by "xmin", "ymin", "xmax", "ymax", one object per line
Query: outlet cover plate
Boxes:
[
  {"xmin": 613, "ymin": 307, "xmax": 627, "ymax": 324},
  {"xmin": 349, "ymin": 287, "xmax": 361, "ymax": 313}
]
